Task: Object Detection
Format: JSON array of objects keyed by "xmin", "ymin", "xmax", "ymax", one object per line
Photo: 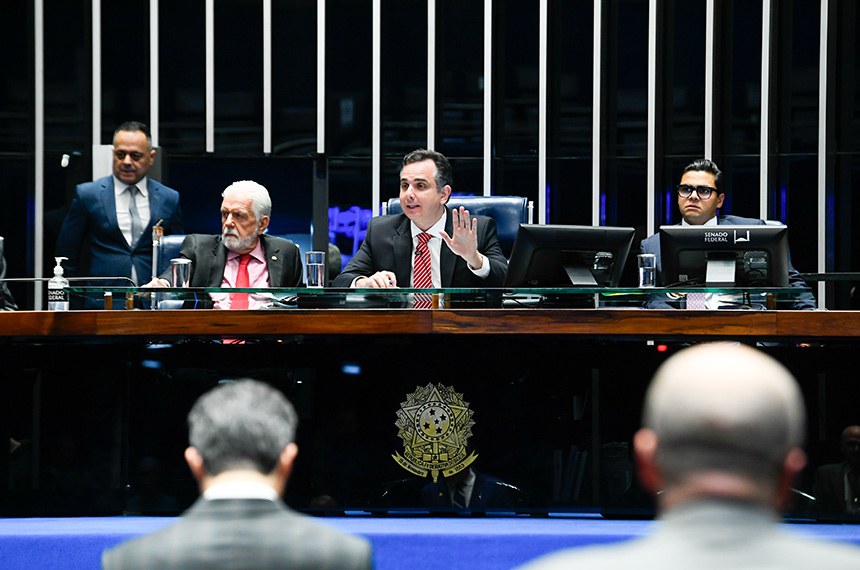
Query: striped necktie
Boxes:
[
  {"xmin": 412, "ymin": 232, "xmax": 433, "ymax": 309},
  {"xmin": 451, "ymin": 484, "xmax": 468, "ymax": 509}
]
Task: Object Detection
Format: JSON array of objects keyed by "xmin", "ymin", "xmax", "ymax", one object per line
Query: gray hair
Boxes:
[
  {"xmin": 222, "ymin": 180, "xmax": 272, "ymax": 221},
  {"xmin": 187, "ymin": 379, "xmax": 298, "ymax": 476},
  {"xmin": 643, "ymin": 342, "xmax": 806, "ymax": 489}
]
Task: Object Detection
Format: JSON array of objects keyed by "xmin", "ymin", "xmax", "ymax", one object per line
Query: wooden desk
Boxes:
[{"xmin": 1, "ymin": 309, "xmax": 857, "ymax": 340}]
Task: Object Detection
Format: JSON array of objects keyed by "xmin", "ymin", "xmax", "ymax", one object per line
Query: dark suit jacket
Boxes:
[
  {"xmin": 332, "ymin": 208, "xmax": 507, "ymax": 287},
  {"xmin": 159, "ymin": 233, "xmax": 303, "ymax": 288},
  {"xmin": 640, "ymin": 215, "xmax": 816, "ymax": 309},
  {"xmin": 420, "ymin": 471, "xmax": 520, "ymax": 510},
  {"xmin": 812, "ymin": 463, "xmax": 856, "ymax": 514},
  {"xmin": 0, "ymin": 238, "xmax": 18, "ymax": 311},
  {"xmin": 56, "ymin": 175, "xmax": 183, "ymax": 284},
  {"xmin": 101, "ymin": 498, "xmax": 374, "ymax": 570}
]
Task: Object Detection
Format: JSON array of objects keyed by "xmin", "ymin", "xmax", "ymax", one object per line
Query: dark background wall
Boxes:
[{"xmin": 2, "ymin": 0, "xmax": 859, "ymax": 309}]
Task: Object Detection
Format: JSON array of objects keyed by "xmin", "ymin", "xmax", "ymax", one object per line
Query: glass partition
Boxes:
[{"xmin": 64, "ymin": 284, "xmax": 815, "ymax": 311}]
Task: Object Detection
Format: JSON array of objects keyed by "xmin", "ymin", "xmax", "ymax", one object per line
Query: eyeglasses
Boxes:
[
  {"xmin": 677, "ymin": 184, "xmax": 717, "ymax": 199},
  {"xmin": 114, "ymin": 150, "xmax": 147, "ymax": 161}
]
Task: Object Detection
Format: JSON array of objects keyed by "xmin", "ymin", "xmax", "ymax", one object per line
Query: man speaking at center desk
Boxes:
[{"xmin": 332, "ymin": 149, "xmax": 508, "ymax": 294}]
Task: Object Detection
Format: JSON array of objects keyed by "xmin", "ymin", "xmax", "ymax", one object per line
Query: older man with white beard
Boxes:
[{"xmin": 146, "ymin": 180, "xmax": 303, "ymax": 309}]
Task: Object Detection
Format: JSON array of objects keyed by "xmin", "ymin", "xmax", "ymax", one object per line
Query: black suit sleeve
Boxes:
[
  {"xmin": 331, "ymin": 219, "xmax": 385, "ymax": 287},
  {"xmin": 0, "ymin": 245, "xmax": 18, "ymax": 311},
  {"xmin": 477, "ymin": 217, "xmax": 508, "ymax": 287}
]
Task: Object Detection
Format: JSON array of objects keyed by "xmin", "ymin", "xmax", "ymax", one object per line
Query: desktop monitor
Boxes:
[
  {"xmin": 504, "ymin": 224, "xmax": 636, "ymax": 287},
  {"xmin": 659, "ymin": 224, "xmax": 790, "ymax": 287}
]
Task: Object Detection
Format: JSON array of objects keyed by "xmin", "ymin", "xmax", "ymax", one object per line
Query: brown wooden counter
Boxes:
[{"xmin": 0, "ymin": 308, "xmax": 857, "ymax": 340}]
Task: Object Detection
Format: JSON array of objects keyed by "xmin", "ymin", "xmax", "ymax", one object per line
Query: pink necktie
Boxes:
[
  {"xmin": 231, "ymin": 254, "xmax": 251, "ymax": 310},
  {"xmin": 686, "ymin": 292, "xmax": 707, "ymax": 310},
  {"xmin": 413, "ymin": 233, "xmax": 433, "ymax": 309}
]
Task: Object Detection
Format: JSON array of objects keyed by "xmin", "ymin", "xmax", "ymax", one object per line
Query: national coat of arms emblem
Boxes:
[{"xmin": 392, "ymin": 383, "xmax": 478, "ymax": 483}]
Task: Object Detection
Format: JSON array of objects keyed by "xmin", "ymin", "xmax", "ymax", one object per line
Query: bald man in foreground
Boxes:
[{"xmin": 517, "ymin": 343, "xmax": 860, "ymax": 570}]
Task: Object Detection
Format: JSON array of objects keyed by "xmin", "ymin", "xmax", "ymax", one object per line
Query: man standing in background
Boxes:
[{"xmin": 56, "ymin": 121, "xmax": 183, "ymax": 290}]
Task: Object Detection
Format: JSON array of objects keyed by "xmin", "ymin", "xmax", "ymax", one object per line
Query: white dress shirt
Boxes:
[{"xmin": 114, "ymin": 176, "xmax": 152, "ymax": 247}]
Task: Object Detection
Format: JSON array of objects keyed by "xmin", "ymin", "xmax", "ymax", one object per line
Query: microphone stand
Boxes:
[
  {"xmin": 151, "ymin": 219, "xmax": 164, "ymax": 281},
  {"xmin": 151, "ymin": 219, "xmax": 164, "ymax": 310}
]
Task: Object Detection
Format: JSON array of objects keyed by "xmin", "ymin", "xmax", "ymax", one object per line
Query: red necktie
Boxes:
[
  {"xmin": 413, "ymin": 233, "xmax": 433, "ymax": 309},
  {"xmin": 231, "ymin": 254, "xmax": 251, "ymax": 310}
]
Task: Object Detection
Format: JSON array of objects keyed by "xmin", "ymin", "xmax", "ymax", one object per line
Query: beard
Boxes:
[{"xmin": 221, "ymin": 229, "xmax": 258, "ymax": 253}]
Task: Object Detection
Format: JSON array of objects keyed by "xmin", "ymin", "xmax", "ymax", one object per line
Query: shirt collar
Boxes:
[
  {"xmin": 227, "ymin": 237, "xmax": 265, "ymax": 263},
  {"xmin": 681, "ymin": 215, "xmax": 718, "ymax": 227},
  {"xmin": 411, "ymin": 209, "xmax": 448, "ymax": 239},
  {"xmin": 203, "ymin": 480, "xmax": 278, "ymax": 501},
  {"xmin": 113, "ymin": 176, "xmax": 149, "ymax": 197}
]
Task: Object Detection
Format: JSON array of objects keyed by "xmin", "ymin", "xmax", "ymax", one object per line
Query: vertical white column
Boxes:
[
  {"xmin": 704, "ymin": 0, "xmax": 714, "ymax": 160},
  {"xmin": 817, "ymin": 0, "xmax": 828, "ymax": 306},
  {"xmin": 483, "ymin": 0, "xmax": 493, "ymax": 196},
  {"xmin": 372, "ymin": 0, "xmax": 381, "ymax": 214},
  {"xmin": 427, "ymin": 0, "xmax": 436, "ymax": 150},
  {"xmin": 206, "ymin": 0, "xmax": 215, "ymax": 153},
  {"xmin": 34, "ymin": 0, "xmax": 45, "ymax": 307},
  {"xmin": 92, "ymin": 0, "xmax": 101, "ymax": 146},
  {"xmin": 263, "ymin": 0, "xmax": 272, "ymax": 154},
  {"xmin": 317, "ymin": 0, "xmax": 326, "ymax": 154},
  {"xmin": 150, "ymin": 0, "xmax": 159, "ymax": 147},
  {"xmin": 646, "ymin": 0, "xmax": 657, "ymax": 236},
  {"xmin": 592, "ymin": 0, "xmax": 602, "ymax": 226},
  {"xmin": 538, "ymin": 0, "xmax": 547, "ymax": 222},
  {"xmin": 760, "ymin": 0, "xmax": 771, "ymax": 220}
]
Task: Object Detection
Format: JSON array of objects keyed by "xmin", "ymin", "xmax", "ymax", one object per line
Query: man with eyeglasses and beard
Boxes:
[
  {"xmin": 640, "ymin": 158, "xmax": 815, "ymax": 309},
  {"xmin": 146, "ymin": 180, "xmax": 303, "ymax": 309}
]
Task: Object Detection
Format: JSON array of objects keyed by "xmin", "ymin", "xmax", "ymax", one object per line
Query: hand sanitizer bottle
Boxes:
[{"xmin": 48, "ymin": 256, "xmax": 70, "ymax": 311}]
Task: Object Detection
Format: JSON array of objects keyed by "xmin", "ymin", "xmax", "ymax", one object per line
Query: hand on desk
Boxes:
[
  {"xmin": 142, "ymin": 277, "xmax": 170, "ymax": 288},
  {"xmin": 355, "ymin": 271, "xmax": 398, "ymax": 288}
]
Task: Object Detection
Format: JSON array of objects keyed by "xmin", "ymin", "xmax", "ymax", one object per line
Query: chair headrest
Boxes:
[{"xmin": 386, "ymin": 196, "xmax": 528, "ymax": 258}]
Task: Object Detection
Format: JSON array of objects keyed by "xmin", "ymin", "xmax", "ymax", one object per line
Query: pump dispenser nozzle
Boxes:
[{"xmin": 53, "ymin": 256, "xmax": 68, "ymax": 276}]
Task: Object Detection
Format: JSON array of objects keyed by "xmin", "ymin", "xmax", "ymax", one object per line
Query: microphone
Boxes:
[
  {"xmin": 151, "ymin": 219, "xmax": 164, "ymax": 281},
  {"xmin": 416, "ymin": 248, "xmax": 424, "ymax": 255}
]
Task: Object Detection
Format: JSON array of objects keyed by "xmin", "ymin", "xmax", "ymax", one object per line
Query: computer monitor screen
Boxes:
[
  {"xmin": 659, "ymin": 224, "xmax": 790, "ymax": 287},
  {"xmin": 504, "ymin": 224, "xmax": 636, "ymax": 287}
]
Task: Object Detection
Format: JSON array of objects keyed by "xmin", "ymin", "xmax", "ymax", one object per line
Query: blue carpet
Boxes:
[{"xmin": 0, "ymin": 515, "xmax": 858, "ymax": 569}]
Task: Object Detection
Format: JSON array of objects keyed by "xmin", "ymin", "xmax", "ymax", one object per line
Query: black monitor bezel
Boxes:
[
  {"xmin": 503, "ymin": 224, "xmax": 636, "ymax": 288},
  {"xmin": 658, "ymin": 224, "xmax": 791, "ymax": 287}
]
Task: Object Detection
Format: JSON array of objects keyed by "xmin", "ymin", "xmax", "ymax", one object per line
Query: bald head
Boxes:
[{"xmin": 642, "ymin": 342, "xmax": 806, "ymax": 488}]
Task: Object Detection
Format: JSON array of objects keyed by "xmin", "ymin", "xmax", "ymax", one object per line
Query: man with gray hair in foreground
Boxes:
[
  {"xmin": 102, "ymin": 379, "xmax": 374, "ymax": 569},
  {"xmin": 518, "ymin": 342, "xmax": 860, "ymax": 570}
]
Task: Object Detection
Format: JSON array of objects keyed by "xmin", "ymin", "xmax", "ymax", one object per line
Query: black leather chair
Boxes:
[
  {"xmin": 156, "ymin": 234, "xmax": 186, "ymax": 276},
  {"xmin": 385, "ymin": 195, "xmax": 532, "ymax": 259}
]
